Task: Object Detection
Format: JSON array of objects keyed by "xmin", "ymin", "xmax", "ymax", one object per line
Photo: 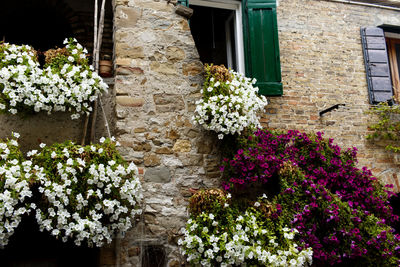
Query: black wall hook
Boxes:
[{"xmin": 319, "ymin": 104, "xmax": 346, "ymax": 117}]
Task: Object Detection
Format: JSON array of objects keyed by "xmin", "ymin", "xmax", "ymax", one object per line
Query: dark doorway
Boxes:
[
  {"xmin": 0, "ymin": 214, "xmax": 99, "ymax": 267},
  {"xmin": 141, "ymin": 245, "xmax": 166, "ymax": 267},
  {"xmin": 0, "ymin": 1, "xmax": 73, "ymax": 52},
  {"xmin": 0, "ymin": 0, "xmax": 114, "ymax": 57}
]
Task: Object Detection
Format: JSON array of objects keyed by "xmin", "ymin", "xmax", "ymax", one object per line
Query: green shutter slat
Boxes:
[
  {"xmin": 243, "ymin": 0, "xmax": 282, "ymax": 96},
  {"xmin": 178, "ymin": 0, "xmax": 188, "ymax": 7}
]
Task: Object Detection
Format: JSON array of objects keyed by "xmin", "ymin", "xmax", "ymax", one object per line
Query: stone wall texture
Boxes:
[
  {"xmin": 111, "ymin": 0, "xmax": 220, "ymax": 265},
  {"xmin": 269, "ymin": 0, "xmax": 400, "ymax": 189},
  {"xmin": 109, "ymin": 0, "xmax": 400, "ymax": 266}
]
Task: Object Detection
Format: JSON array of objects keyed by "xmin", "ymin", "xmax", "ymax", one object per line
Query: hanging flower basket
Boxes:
[
  {"xmin": 0, "ymin": 133, "xmax": 36, "ymax": 248},
  {"xmin": 30, "ymin": 137, "xmax": 143, "ymax": 247},
  {"xmin": 0, "ymin": 134, "xmax": 142, "ymax": 248},
  {"xmin": 192, "ymin": 64, "xmax": 268, "ymax": 139},
  {"xmin": 0, "ymin": 38, "xmax": 108, "ymax": 119}
]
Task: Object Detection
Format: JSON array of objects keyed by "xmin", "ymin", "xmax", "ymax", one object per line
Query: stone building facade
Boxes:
[
  {"xmin": 109, "ymin": 0, "xmax": 400, "ymax": 265},
  {"xmin": 2, "ymin": 0, "xmax": 400, "ymax": 266}
]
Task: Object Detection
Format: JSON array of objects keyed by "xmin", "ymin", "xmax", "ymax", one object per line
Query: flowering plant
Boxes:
[
  {"xmin": 0, "ymin": 133, "xmax": 36, "ymax": 247},
  {"xmin": 220, "ymin": 129, "xmax": 400, "ymax": 265},
  {"xmin": 0, "ymin": 38, "xmax": 108, "ymax": 119},
  {"xmin": 192, "ymin": 64, "xmax": 267, "ymax": 139},
  {"xmin": 277, "ymin": 162, "xmax": 400, "ymax": 266},
  {"xmin": 222, "ymin": 130, "xmax": 397, "ymax": 224},
  {"xmin": 180, "ymin": 191, "xmax": 313, "ymax": 266},
  {"xmin": 29, "ymin": 137, "xmax": 142, "ymax": 247}
]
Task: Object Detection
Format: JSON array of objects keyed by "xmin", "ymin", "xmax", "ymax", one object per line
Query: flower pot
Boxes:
[{"xmin": 99, "ymin": 60, "xmax": 113, "ymax": 77}]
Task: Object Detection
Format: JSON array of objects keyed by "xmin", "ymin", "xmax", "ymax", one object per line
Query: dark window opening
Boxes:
[
  {"xmin": 0, "ymin": 0, "xmax": 113, "ymax": 59},
  {"xmin": 189, "ymin": 5, "xmax": 238, "ymax": 71},
  {"xmin": 142, "ymin": 245, "xmax": 166, "ymax": 267},
  {"xmin": 0, "ymin": 214, "xmax": 99, "ymax": 267},
  {"xmin": 0, "ymin": 1, "xmax": 73, "ymax": 52}
]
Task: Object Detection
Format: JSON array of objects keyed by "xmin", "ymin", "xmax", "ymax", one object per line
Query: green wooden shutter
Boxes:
[
  {"xmin": 242, "ymin": 0, "xmax": 282, "ymax": 96},
  {"xmin": 178, "ymin": 0, "xmax": 188, "ymax": 7}
]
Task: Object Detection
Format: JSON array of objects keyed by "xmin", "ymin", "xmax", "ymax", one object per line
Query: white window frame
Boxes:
[{"xmin": 189, "ymin": 0, "xmax": 245, "ymax": 74}]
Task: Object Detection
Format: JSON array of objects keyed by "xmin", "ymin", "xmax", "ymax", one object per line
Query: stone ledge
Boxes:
[{"xmin": 116, "ymin": 96, "xmax": 145, "ymax": 107}]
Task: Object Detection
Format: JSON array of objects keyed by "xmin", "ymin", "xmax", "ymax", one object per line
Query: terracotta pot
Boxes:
[{"xmin": 99, "ymin": 60, "xmax": 112, "ymax": 77}]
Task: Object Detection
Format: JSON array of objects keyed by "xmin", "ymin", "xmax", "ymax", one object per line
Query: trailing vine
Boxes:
[{"xmin": 366, "ymin": 102, "xmax": 400, "ymax": 153}]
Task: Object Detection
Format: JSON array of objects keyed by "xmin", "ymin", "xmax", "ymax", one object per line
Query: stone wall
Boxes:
[
  {"xmin": 111, "ymin": 0, "xmax": 220, "ymax": 265},
  {"xmin": 109, "ymin": 0, "xmax": 400, "ymax": 266},
  {"xmin": 0, "ymin": 85, "xmax": 114, "ymax": 153}
]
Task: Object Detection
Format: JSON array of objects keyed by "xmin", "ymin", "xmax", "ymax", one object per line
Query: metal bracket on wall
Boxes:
[{"xmin": 319, "ymin": 104, "xmax": 346, "ymax": 117}]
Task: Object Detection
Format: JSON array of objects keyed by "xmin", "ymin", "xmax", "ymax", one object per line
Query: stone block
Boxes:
[
  {"xmin": 166, "ymin": 46, "xmax": 186, "ymax": 62},
  {"xmin": 135, "ymin": 1, "xmax": 173, "ymax": 12},
  {"xmin": 181, "ymin": 154, "xmax": 203, "ymax": 166},
  {"xmin": 153, "ymin": 94, "xmax": 185, "ymax": 112},
  {"xmin": 116, "ymin": 67, "xmax": 144, "ymax": 75},
  {"xmin": 116, "ymin": 88, "xmax": 129, "ymax": 96},
  {"xmin": 134, "ymin": 127, "xmax": 146, "ymax": 133},
  {"xmin": 185, "ymin": 128, "xmax": 199, "ymax": 138},
  {"xmin": 166, "ymin": 129, "xmax": 180, "ymax": 140},
  {"xmin": 179, "ymin": 19, "xmax": 190, "ymax": 31},
  {"xmin": 156, "ymin": 147, "xmax": 173, "ymax": 154},
  {"xmin": 144, "ymin": 154, "xmax": 161, "ymax": 167},
  {"xmin": 144, "ymin": 166, "xmax": 171, "ymax": 183},
  {"xmin": 139, "ymin": 31, "xmax": 157, "ymax": 43},
  {"xmin": 116, "ymin": 96, "xmax": 145, "ymax": 107},
  {"xmin": 115, "ymin": 6, "xmax": 139, "ymax": 28},
  {"xmin": 182, "ymin": 61, "xmax": 203, "ymax": 76},
  {"xmin": 115, "ymin": 43, "xmax": 144, "ymax": 59},
  {"xmin": 173, "ymin": 139, "xmax": 191, "ymax": 152},
  {"xmin": 150, "ymin": 61, "xmax": 176, "ymax": 75},
  {"xmin": 197, "ymin": 139, "xmax": 213, "ymax": 154},
  {"xmin": 115, "ymin": 58, "xmax": 131, "ymax": 66},
  {"xmin": 133, "ymin": 142, "xmax": 152, "ymax": 152},
  {"xmin": 115, "ymin": 0, "xmax": 129, "ymax": 5}
]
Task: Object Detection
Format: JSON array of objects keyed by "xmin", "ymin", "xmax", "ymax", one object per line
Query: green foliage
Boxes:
[
  {"xmin": 180, "ymin": 192, "xmax": 313, "ymax": 266},
  {"xmin": 276, "ymin": 162, "xmax": 400, "ymax": 266},
  {"xmin": 0, "ymin": 38, "xmax": 107, "ymax": 118},
  {"xmin": 366, "ymin": 101, "xmax": 400, "ymax": 153},
  {"xmin": 189, "ymin": 188, "xmax": 230, "ymax": 217},
  {"xmin": 44, "ymin": 38, "xmax": 89, "ymax": 69}
]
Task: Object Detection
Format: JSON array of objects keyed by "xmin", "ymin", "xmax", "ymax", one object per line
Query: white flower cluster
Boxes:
[
  {"xmin": 0, "ymin": 133, "xmax": 35, "ymax": 247},
  {"xmin": 32, "ymin": 138, "xmax": 142, "ymax": 247},
  {"xmin": 0, "ymin": 38, "xmax": 108, "ymax": 119},
  {"xmin": 193, "ymin": 68, "xmax": 267, "ymax": 139},
  {"xmin": 179, "ymin": 211, "xmax": 313, "ymax": 266}
]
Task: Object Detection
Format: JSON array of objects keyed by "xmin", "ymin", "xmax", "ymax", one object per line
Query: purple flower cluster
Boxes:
[
  {"xmin": 222, "ymin": 129, "xmax": 397, "ymax": 224},
  {"xmin": 278, "ymin": 169, "xmax": 400, "ymax": 265},
  {"xmin": 222, "ymin": 129, "xmax": 400, "ymax": 265}
]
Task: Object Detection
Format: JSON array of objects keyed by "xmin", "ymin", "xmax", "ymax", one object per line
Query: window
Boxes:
[
  {"xmin": 361, "ymin": 26, "xmax": 400, "ymax": 104},
  {"xmin": 182, "ymin": 0, "xmax": 283, "ymax": 96},
  {"xmin": 386, "ymin": 34, "xmax": 400, "ymax": 102},
  {"xmin": 190, "ymin": 0, "xmax": 245, "ymax": 73}
]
